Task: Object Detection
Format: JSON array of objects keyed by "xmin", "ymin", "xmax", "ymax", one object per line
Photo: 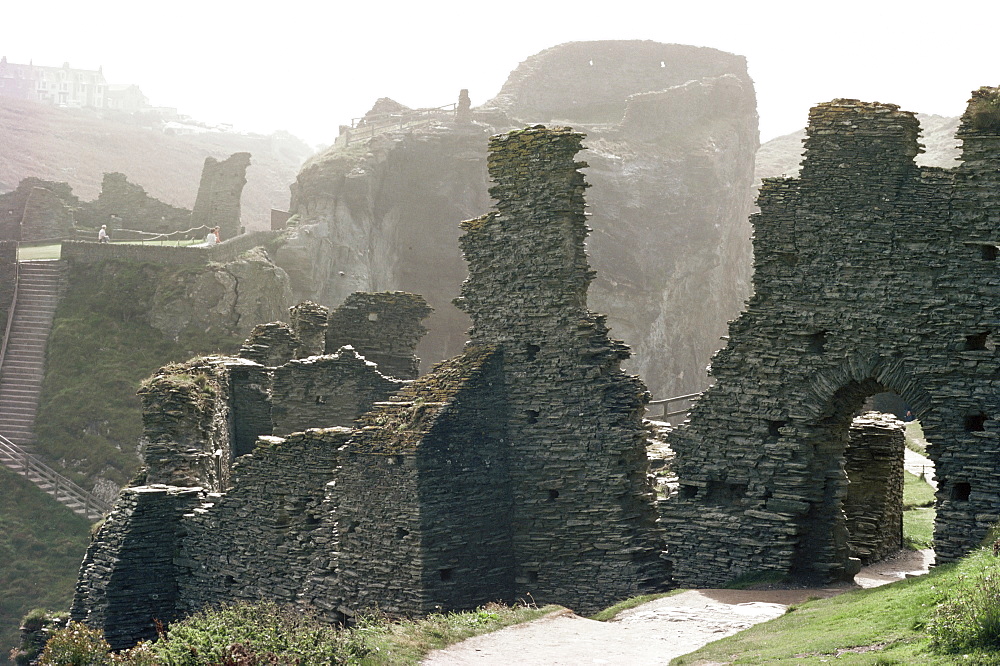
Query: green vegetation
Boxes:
[
  {"xmin": 970, "ymin": 88, "xmax": 1000, "ymax": 133},
  {"xmin": 17, "ymin": 244, "xmax": 61, "ymax": 261},
  {"xmin": 0, "ymin": 467, "xmax": 90, "ymax": 659},
  {"xmin": 904, "ymin": 421, "xmax": 928, "ymax": 456},
  {"xmin": 35, "ymin": 259, "xmax": 242, "ymax": 486},
  {"xmin": 674, "ymin": 547, "xmax": 1000, "ymax": 665},
  {"xmin": 32, "ymin": 601, "xmax": 554, "ymax": 665},
  {"xmin": 903, "ymin": 470, "xmax": 936, "ymax": 550}
]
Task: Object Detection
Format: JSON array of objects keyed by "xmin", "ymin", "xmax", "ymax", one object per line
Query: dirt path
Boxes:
[{"xmin": 422, "ymin": 549, "xmax": 933, "ymax": 665}]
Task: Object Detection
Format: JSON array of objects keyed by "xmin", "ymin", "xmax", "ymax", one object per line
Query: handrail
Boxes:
[
  {"xmin": 647, "ymin": 391, "xmax": 702, "ymax": 421},
  {"xmin": 0, "ymin": 242, "xmax": 20, "ymax": 374},
  {"xmin": 342, "ymin": 103, "xmax": 458, "ymax": 146},
  {"xmin": 0, "ymin": 433, "xmax": 112, "ymax": 518}
]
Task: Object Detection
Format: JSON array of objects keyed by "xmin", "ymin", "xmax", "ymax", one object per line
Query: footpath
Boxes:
[{"xmin": 423, "ymin": 549, "xmax": 934, "ymax": 665}]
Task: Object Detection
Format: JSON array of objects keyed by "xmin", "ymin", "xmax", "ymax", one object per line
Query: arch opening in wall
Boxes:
[{"xmin": 791, "ymin": 378, "xmax": 931, "ymax": 581}]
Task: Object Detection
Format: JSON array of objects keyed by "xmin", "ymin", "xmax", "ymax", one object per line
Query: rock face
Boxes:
[
  {"xmin": 282, "ymin": 40, "xmax": 758, "ymax": 398},
  {"xmin": 148, "ymin": 246, "xmax": 293, "ymax": 339}
]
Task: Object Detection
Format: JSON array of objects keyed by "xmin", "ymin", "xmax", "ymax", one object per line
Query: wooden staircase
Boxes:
[{"xmin": 0, "ymin": 259, "xmax": 111, "ymax": 520}]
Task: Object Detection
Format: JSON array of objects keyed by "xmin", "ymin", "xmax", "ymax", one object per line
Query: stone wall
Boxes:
[
  {"xmin": 73, "ymin": 127, "xmax": 670, "ymax": 644},
  {"xmin": 303, "ymin": 345, "xmax": 512, "ymax": 618},
  {"xmin": 326, "ymin": 292, "xmax": 432, "ymax": 380},
  {"xmin": 844, "ymin": 413, "xmax": 905, "ymax": 565},
  {"xmin": 176, "ymin": 429, "xmax": 347, "ymax": 616},
  {"xmin": 70, "ymin": 485, "xmax": 204, "ymax": 650},
  {"xmin": 456, "ymin": 127, "xmax": 667, "ymax": 612},
  {"xmin": 663, "ymin": 89, "xmax": 1000, "ymax": 586},
  {"xmin": 61, "ymin": 230, "xmax": 283, "ymax": 267},
  {"xmin": 75, "ymin": 172, "xmax": 192, "ymax": 233},
  {"xmin": 270, "ymin": 348, "xmax": 404, "ymax": 436},
  {"xmin": 137, "ymin": 359, "xmax": 231, "ymax": 491},
  {"xmin": 190, "ymin": 153, "xmax": 251, "ymax": 241},
  {"xmin": 21, "ymin": 186, "xmax": 75, "ymax": 241},
  {"xmin": 0, "ymin": 177, "xmax": 78, "ymax": 241}
]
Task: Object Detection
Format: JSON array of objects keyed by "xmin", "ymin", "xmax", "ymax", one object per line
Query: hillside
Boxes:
[{"xmin": 0, "ymin": 98, "xmax": 314, "ymax": 230}]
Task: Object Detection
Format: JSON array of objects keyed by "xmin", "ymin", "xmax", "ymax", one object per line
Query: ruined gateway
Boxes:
[
  {"xmin": 666, "ymin": 87, "xmax": 1000, "ymax": 586},
  {"xmin": 72, "ymin": 127, "xmax": 668, "ymax": 648},
  {"xmin": 72, "ymin": 87, "xmax": 1000, "ymax": 648}
]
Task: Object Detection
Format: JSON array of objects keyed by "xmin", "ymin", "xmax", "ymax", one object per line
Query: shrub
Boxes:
[
  {"xmin": 970, "ymin": 90, "xmax": 1000, "ymax": 133},
  {"xmin": 928, "ymin": 564, "xmax": 1000, "ymax": 656},
  {"xmin": 150, "ymin": 602, "xmax": 369, "ymax": 665},
  {"xmin": 37, "ymin": 621, "xmax": 113, "ymax": 665}
]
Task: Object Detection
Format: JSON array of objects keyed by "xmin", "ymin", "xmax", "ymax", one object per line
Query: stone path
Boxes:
[{"xmin": 422, "ymin": 549, "xmax": 933, "ymax": 665}]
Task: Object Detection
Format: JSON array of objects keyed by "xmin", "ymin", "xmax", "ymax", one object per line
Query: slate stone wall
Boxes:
[
  {"xmin": 176, "ymin": 429, "xmax": 347, "ymax": 615},
  {"xmin": 326, "ymin": 292, "xmax": 432, "ymax": 380},
  {"xmin": 302, "ymin": 345, "xmax": 513, "ymax": 618},
  {"xmin": 190, "ymin": 153, "xmax": 252, "ymax": 241},
  {"xmin": 844, "ymin": 413, "xmax": 904, "ymax": 565},
  {"xmin": 663, "ymin": 89, "xmax": 1000, "ymax": 586},
  {"xmin": 70, "ymin": 485, "xmax": 203, "ymax": 650},
  {"xmin": 0, "ymin": 240, "xmax": 16, "ymax": 336},
  {"xmin": 457, "ymin": 127, "xmax": 668, "ymax": 613},
  {"xmin": 270, "ymin": 348, "xmax": 404, "ymax": 436}
]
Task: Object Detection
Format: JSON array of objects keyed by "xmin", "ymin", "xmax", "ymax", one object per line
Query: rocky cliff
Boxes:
[{"xmin": 283, "ymin": 41, "xmax": 758, "ymax": 398}]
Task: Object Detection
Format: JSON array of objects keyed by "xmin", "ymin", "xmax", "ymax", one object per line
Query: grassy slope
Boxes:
[
  {"xmin": 35, "ymin": 259, "xmax": 243, "ymax": 486},
  {"xmin": 674, "ymin": 548, "xmax": 1000, "ymax": 665},
  {"xmin": 0, "ymin": 467, "xmax": 90, "ymax": 657},
  {"xmin": 2, "ymin": 258, "xmax": 244, "ymax": 653}
]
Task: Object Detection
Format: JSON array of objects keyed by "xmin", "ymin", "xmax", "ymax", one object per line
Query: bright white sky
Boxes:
[{"xmin": 3, "ymin": 1, "xmax": 997, "ymax": 148}]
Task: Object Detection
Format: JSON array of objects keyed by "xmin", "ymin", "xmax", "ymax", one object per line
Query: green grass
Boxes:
[
  {"xmin": 34, "ymin": 259, "xmax": 243, "ymax": 486},
  {"xmin": 904, "ymin": 421, "xmax": 928, "ymax": 456},
  {"xmin": 17, "ymin": 244, "xmax": 61, "ymax": 261},
  {"xmin": 903, "ymin": 470, "xmax": 936, "ymax": 550},
  {"xmin": 672, "ymin": 548, "xmax": 1000, "ymax": 665},
  {"xmin": 0, "ymin": 467, "xmax": 91, "ymax": 658},
  {"xmin": 33, "ymin": 602, "xmax": 556, "ymax": 665}
]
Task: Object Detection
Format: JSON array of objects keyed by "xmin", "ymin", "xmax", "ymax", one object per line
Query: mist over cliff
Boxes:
[{"xmin": 282, "ymin": 40, "xmax": 759, "ymax": 398}]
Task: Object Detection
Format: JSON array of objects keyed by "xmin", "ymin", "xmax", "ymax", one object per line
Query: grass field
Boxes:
[
  {"xmin": 17, "ymin": 239, "xmax": 203, "ymax": 262},
  {"xmin": 673, "ymin": 547, "xmax": 1000, "ymax": 665}
]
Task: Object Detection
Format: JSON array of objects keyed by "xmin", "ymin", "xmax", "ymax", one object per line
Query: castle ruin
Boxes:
[
  {"xmin": 71, "ymin": 127, "xmax": 668, "ymax": 648},
  {"xmin": 663, "ymin": 88, "xmax": 1000, "ymax": 586}
]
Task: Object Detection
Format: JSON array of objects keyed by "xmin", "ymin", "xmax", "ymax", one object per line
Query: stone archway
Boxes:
[{"xmin": 661, "ymin": 90, "xmax": 1000, "ymax": 587}]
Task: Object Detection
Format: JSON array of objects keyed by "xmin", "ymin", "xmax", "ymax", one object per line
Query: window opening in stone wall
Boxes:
[
  {"xmin": 396, "ymin": 527, "xmax": 409, "ymax": 539},
  {"xmin": 525, "ymin": 343, "xmax": 540, "ymax": 361},
  {"xmin": 548, "ymin": 489, "xmax": 559, "ymax": 501},
  {"xmin": 368, "ymin": 312, "xmax": 378, "ymax": 321},
  {"xmin": 807, "ymin": 331, "xmax": 827, "ymax": 353},
  {"xmin": 439, "ymin": 568, "xmax": 454, "ymax": 582},
  {"xmin": 964, "ymin": 332, "xmax": 994, "ymax": 351},
  {"xmin": 965, "ymin": 412, "xmax": 988, "ymax": 432},
  {"xmin": 981, "ymin": 244, "xmax": 998, "ymax": 261},
  {"xmin": 952, "ymin": 482, "xmax": 971, "ymax": 502},
  {"xmin": 346, "ymin": 520, "xmax": 359, "ymax": 534},
  {"xmin": 768, "ymin": 420, "xmax": 787, "ymax": 438},
  {"xmin": 680, "ymin": 484, "xmax": 698, "ymax": 499},
  {"xmin": 527, "ymin": 570, "xmax": 539, "ymax": 583},
  {"xmin": 526, "ymin": 409, "xmax": 539, "ymax": 424}
]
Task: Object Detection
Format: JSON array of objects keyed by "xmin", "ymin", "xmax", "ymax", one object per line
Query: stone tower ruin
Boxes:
[
  {"xmin": 71, "ymin": 126, "xmax": 668, "ymax": 648},
  {"xmin": 663, "ymin": 88, "xmax": 1000, "ymax": 586}
]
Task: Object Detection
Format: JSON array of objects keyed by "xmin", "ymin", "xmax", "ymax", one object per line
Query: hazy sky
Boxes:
[{"xmin": 4, "ymin": 1, "xmax": 998, "ymax": 147}]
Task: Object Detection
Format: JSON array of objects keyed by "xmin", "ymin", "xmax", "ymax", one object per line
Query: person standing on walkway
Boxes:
[{"xmin": 98, "ymin": 225, "xmax": 110, "ymax": 243}]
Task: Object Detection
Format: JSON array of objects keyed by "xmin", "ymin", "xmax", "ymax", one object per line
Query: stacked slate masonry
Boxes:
[
  {"xmin": 72, "ymin": 126, "xmax": 668, "ymax": 648},
  {"xmin": 663, "ymin": 88, "xmax": 1000, "ymax": 586}
]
